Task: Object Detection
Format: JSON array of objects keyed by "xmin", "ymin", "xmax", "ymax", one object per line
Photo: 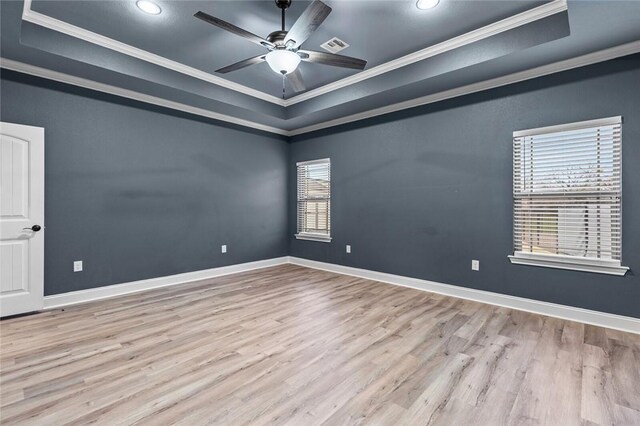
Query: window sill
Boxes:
[
  {"xmin": 295, "ymin": 233, "xmax": 332, "ymax": 243},
  {"xmin": 508, "ymin": 252, "xmax": 629, "ymax": 276}
]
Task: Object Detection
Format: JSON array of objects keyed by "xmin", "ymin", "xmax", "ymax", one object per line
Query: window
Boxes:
[
  {"xmin": 296, "ymin": 158, "xmax": 331, "ymax": 242},
  {"xmin": 509, "ymin": 117, "xmax": 627, "ymax": 275}
]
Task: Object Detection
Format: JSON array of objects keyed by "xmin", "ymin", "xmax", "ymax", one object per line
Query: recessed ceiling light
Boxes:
[
  {"xmin": 136, "ymin": 0, "xmax": 161, "ymax": 15},
  {"xmin": 416, "ymin": 0, "xmax": 440, "ymax": 10}
]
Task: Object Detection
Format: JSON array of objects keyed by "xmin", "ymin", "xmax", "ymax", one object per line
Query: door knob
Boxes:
[{"xmin": 23, "ymin": 225, "xmax": 42, "ymax": 232}]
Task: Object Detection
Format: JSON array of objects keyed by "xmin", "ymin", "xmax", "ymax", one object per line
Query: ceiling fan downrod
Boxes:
[{"xmin": 276, "ymin": 0, "xmax": 292, "ymax": 32}]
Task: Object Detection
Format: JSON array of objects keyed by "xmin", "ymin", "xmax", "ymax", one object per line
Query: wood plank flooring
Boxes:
[{"xmin": 1, "ymin": 264, "xmax": 639, "ymax": 425}]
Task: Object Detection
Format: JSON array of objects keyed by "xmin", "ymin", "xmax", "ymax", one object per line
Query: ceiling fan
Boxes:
[{"xmin": 194, "ymin": 0, "xmax": 367, "ymax": 97}]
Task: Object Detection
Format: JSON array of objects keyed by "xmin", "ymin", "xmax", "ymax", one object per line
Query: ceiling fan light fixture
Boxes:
[
  {"xmin": 136, "ymin": 0, "xmax": 162, "ymax": 15},
  {"xmin": 265, "ymin": 49, "xmax": 301, "ymax": 75},
  {"xmin": 416, "ymin": 0, "xmax": 440, "ymax": 10}
]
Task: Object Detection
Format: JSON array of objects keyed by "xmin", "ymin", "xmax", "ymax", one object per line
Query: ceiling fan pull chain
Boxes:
[{"xmin": 282, "ymin": 74, "xmax": 286, "ymax": 99}]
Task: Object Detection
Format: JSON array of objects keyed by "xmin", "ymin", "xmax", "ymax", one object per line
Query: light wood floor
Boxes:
[{"xmin": 1, "ymin": 265, "xmax": 639, "ymax": 425}]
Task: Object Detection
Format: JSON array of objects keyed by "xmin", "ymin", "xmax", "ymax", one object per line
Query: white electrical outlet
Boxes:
[
  {"xmin": 221, "ymin": 245, "xmax": 227, "ymax": 254},
  {"xmin": 346, "ymin": 245, "xmax": 351, "ymax": 254},
  {"xmin": 472, "ymin": 260, "xmax": 480, "ymax": 271},
  {"xmin": 73, "ymin": 260, "xmax": 83, "ymax": 272}
]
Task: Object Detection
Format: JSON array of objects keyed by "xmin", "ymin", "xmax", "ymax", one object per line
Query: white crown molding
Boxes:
[
  {"xmin": 283, "ymin": 0, "xmax": 568, "ymax": 106},
  {"xmin": 20, "ymin": 0, "xmax": 286, "ymax": 106},
  {"xmin": 289, "ymin": 40, "xmax": 640, "ymax": 136},
  {"xmin": 0, "ymin": 58, "xmax": 289, "ymax": 136},
  {"xmin": 43, "ymin": 257, "xmax": 289, "ymax": 309},
  {"xmin": 3, "ymin": 40, "xmax": 639, "ymax": 137},
  {"xmin": 288, "ymin": 257, "xmax": 640, "ymax": 335},
  {"xmin": 21, "ymin": 0, "xmax": 567, "ymax": 108}
]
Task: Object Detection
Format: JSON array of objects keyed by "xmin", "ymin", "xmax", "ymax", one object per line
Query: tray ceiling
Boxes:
[
  {"xmin": 2, "ymin": 1, "xmax": 640, "ymax": 136},
  {"xmin": 29, "ymin": 0, "xmax": 547, "ymax": 98}
]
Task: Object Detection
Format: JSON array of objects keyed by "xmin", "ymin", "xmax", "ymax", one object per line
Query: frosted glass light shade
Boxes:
[{"xmin": 265, "ymin": 50, "xmax": 301, "ymax": 74}]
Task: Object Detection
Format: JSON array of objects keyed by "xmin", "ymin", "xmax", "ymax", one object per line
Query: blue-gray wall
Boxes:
[
  {"xmin": 2, "ymin": 55, "xmax": 639, "ymax": 318},
  {"xmin": 0, "ymin": 70, "xmax": 289, "ymax": 296},
  {"xmin": 289, "ymin": 54, "xmax": 640, "ymax": 319}
]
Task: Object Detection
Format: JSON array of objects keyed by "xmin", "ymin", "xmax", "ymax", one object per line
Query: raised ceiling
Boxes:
[
  {"xmin": 2, "ymin": 0, "xmax": 640, "ymax": 136},
  {"xmin": 28, "ymin": 0, "xmax": 548, "ymax": 97}
]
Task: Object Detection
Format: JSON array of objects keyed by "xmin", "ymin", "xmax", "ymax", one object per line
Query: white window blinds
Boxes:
[
  {"xmin": 296, "ymin": 158, "xmax": 331, "ymax": 242},
  {"xmin": 510, "ymin": 116, "xmax": 628, "ymax": 275}
]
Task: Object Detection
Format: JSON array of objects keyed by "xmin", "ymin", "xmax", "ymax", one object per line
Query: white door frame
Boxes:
[{"xmin": 0, "ymin": 122, "xmax": 45, "ymax": 317}]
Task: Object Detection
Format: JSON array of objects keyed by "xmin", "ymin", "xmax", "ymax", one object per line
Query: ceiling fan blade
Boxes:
[
  {"xmin": 195, "ymin": 11, "xmax": 274, "ymax": 49},
  {"xmin": 215, "ymin": 55, "xmax": 266, "ymax": 74},
  {"xmin": 287, "ymin": 69, "xmax": 306, "ymax": 92},
  {"xmin": 298, "ymin": 50, "xmax": 367, "ymax": 70},
  {"xmin": 284, "ymin": 1, "xmax": 332, "ymax": 48}
]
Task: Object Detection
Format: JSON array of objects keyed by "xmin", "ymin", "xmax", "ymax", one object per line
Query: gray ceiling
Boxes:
[
  {"xmin": 2, "ymin": 1, "xmax": 640, "ymax": 135},
  {"xmin": 30, "ymin": 0, "xmax": 547, "ymax": 97}
]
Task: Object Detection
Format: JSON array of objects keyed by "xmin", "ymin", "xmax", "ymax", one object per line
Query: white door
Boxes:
[{"xmin": 0, "ymin": 122, "xmax": 44, "ymax": 317}]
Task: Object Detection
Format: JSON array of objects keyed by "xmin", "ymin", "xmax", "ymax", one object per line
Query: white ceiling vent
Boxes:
[{"xmin": 320, "ymin": 37, "xmax": 350, "ymax": 54}]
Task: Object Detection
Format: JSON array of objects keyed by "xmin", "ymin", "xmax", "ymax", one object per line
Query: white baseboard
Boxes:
[
  {"xmin": 42, "ymin": 255, "xmax": 639, "ymax": 334},
  {"xmin": 289, "ymin": 257, "xmax": 640, "ymax": 335},
  {"xmin": 43, "ymin": 257, "xmax": 289, "ymax": 310}
]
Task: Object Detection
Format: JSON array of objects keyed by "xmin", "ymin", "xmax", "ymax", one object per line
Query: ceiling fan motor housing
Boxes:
[{"xmin": 267, "ymin": 30, "xmax": 288, "ymax": 46}]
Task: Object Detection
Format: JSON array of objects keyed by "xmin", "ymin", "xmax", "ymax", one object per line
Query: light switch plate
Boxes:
[
  {"xmin": 472, "ymin": 260, "xmax": 480, "ymax": 271},
  {"xmin": 221, "ymin": 245, "xmax": 227, "ymax": 254},
  {"xmin": 346, "ymin": 245, "xmax": 351, "ymax": 254},
  {"xmin": 73, "ymin": 260, "xmax": 83, "ymax": 272}
]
